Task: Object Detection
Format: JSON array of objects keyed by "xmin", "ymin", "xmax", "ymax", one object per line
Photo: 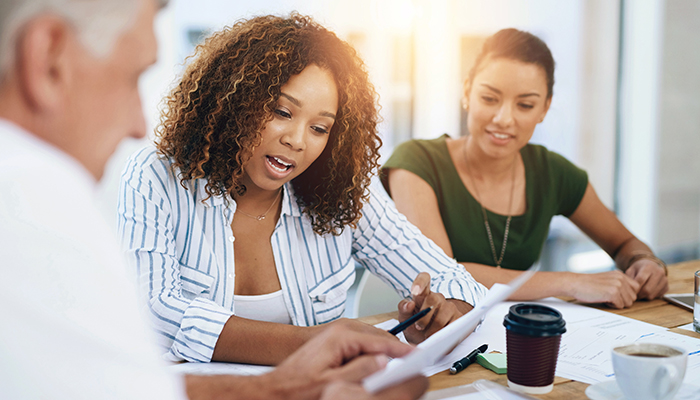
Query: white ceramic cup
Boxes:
[{"xmin": 612, "ymin": 343, "xmax": 687, "ymax": 400}]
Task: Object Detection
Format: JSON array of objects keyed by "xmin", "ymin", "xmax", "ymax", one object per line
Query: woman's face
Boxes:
[
  {"xmin": 465, "ymin": 57, "xmax": 551, "ymax": 159},
  {"xmin": 243, "ymin": 64, "xmax": 338, "ymax": 193}
]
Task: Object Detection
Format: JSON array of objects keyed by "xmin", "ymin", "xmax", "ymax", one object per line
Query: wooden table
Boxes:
[{"xmin": 359, "ymin": 260, "xmax": 700, "ymax": 399}]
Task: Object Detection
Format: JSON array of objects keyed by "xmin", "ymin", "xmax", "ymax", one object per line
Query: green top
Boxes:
[{"xmin": 380, "ymin": 134, "xmax": 588, "ymax": 270}]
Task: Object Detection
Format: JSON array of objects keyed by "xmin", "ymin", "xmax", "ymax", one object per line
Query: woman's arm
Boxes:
[
  {"xmin": 387, "ymin": 168, "xmax": 642, "ymax": 308},
  {"xmin": 388, "ymin": 168, "xmax": 455, "ymax": 257},
  {"xmin": 352, "ymin": 184, "xmax": 488, "ymax": 343},
  {"xmin": 211, "ymin": 316, "xmax": 391, "ymax": 365},
  {"xmin": 568, "ymin": 183, "xmax": 668, "ymax": 299}
]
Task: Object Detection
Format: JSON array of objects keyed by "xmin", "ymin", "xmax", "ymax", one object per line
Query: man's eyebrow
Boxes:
[{"xmin": 281, "ymin": 92, "xmax": 336, "ymax": 119}]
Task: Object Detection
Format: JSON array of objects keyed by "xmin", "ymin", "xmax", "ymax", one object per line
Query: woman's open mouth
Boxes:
[{"xmin": 267, "ymin": 156, "xmax": 293, "ymax": 173}]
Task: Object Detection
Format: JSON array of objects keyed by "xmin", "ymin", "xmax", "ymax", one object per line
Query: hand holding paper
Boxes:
[{"xmin": 363, "ymin": 267, "xmax": 536, "ymax": 393}]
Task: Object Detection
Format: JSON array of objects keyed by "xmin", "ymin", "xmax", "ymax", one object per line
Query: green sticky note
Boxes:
[{"xmin": 476, "ymin": 353, "xmax": 507, "ymax": 374}]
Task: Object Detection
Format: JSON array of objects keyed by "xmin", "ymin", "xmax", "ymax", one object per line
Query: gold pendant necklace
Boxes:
[
  {"xmin": 463, "ymin": 143, "xmax": 517, "ymax": 268},
  {"xmin": 235, "ymin": 190, "xmax": 281, "ymax": 221}
]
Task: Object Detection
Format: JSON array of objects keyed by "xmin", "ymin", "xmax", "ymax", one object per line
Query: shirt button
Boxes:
[
  {"xmin": 229, "ymin": 236, "xmax": 235, "ymax": 242},
  {"xmin": 228, "ymin": 273, "xmax": 233, "ymax": 279}
]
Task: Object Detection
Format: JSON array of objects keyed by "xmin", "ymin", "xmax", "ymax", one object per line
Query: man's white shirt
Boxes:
[{"xmin": 0, "ymin": 119, "xmax": 186, "ymax": 399}]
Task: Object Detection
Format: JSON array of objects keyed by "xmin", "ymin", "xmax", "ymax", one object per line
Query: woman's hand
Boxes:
[
  {"xmin": 396, "ymin": 272, "xmax": 473, "ymax": 344},
  {"xmin": 567, "ymin": 270, "xmax": 640, "ymax": 309},
  {"xmin": 625, "ymin": 259, "xmax": 668, "ymax": 300}
]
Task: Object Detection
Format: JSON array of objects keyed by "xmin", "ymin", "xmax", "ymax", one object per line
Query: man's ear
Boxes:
[{"xmin": 16, "ymin": 16, "xmax": 72, "ymax": 112}]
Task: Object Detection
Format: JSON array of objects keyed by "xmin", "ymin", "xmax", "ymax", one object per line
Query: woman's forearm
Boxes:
[
  {"xmin": 611, "ymin": 237, "xmax": 655, "ymax": 272},
  {"xmin": 459, "ymin": 262, "xmax": 573, "ymax": 300},
  {"xmin": 211, "ymin": 316, "xmax": 319, "ymax": 365}
]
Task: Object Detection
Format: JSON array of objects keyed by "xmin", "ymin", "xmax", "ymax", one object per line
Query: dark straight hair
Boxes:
[{"xmin": 468, "ymin": 28, "xmax": 555, "ymax": 99}]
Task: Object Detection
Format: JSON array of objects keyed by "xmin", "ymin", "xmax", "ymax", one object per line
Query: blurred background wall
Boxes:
[{"xmin": 97, "ymin": 0, "xmax": 700, "ymax": 316}]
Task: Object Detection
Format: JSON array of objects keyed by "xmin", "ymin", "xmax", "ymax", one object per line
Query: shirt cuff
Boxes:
[{"xmin": 169, "ymin": 297, "xmax": 234, "ymax": 362}]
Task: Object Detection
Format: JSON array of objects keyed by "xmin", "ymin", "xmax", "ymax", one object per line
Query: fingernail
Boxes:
[
  {"xmin": 414, "ymin": 323, "xmax": 423, "ymax": 331},
  {"xmin": 375, "ymin": 354, "xmax": 388, "ymax": 368},
  {"xmin": 411, "ymin": 284, "xmax": 421, "ymax": 297},
  {"xmin": 403, "ymin": 302, "xmax": 411, "ymax": 312}
]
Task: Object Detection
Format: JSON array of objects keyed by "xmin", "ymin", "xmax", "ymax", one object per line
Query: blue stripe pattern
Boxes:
[{"xmin": 117, "ymin": 146, "xmax": 487, "ymax": 362}]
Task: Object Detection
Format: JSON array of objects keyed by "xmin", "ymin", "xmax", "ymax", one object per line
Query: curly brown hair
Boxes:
[{"xmin": 156, "ymin": 13, "xmax": 381, "ymax": 235}]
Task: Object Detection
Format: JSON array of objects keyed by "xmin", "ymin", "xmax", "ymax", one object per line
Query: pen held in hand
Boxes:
[
  {"xmin": 388, "ymin": 306, "xmax": 433, "ymax": 335},
  {"xmin": 449, "ymin": 343, "xmax": 488, "ymax": 374}
]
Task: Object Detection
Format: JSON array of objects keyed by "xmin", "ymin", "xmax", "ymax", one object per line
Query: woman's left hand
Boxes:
[
  {"xmin": 396, "ymin": 272, "xmax": 473, "ymax": 344},
  {"xmin": 625, "ymin": 259, "xmax": 669, "ymax": 300}
]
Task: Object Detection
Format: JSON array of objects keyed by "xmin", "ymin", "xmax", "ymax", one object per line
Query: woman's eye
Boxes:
[
  {"xmin": 481, "ymin": 96, "xmax": 496, "ymax": 103},
  {"xmin": 518, "ymin": 103, "xmax": 534, "ymax": 110},
  {"xmin": 312, "ymin": 126, "xmax": 329, "ymax": 135},
  {"xmin": 275, "ymin": 109, "xmax": 291, "ymax": 119}
]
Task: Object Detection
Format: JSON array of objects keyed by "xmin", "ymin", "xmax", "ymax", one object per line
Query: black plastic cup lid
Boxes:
[{"xmin": 503, "ymin": 303, "xmax": 566, "ymax": 337}]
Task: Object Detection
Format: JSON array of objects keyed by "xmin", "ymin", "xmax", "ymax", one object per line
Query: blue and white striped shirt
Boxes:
[{"xmin": 117, "ymin": 147, "xmax": 487, "ymax": 362}]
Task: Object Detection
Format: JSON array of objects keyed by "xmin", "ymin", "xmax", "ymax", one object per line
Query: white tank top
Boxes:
[{"xmin": 234, "ymin": 290, "xmax": 292, "ymax": 324}]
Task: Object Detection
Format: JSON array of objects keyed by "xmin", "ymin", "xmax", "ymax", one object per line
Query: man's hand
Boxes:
[
  {"xmin": 567, "ymin": 270, "xmax": 640, "ymax": 309},
  {"xmin": 397, "ymin": 272, "xmax": 472, "ymax": 343},
  {"xmin": 266, "ymin": 324, "xmax": 427, "ymax": 400},
  {"xmin": 625, "ymin": 260, "xmax": 668, "ymax": 300}
]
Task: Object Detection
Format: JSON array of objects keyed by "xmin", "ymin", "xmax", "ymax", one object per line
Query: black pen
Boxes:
[
  {"xmin": 449, "ymin": 344, "xmax": 488, "ymax": 374},
  {"xmin": 387, "ymin": 306, "xmax": 432, "ymax": 335}
]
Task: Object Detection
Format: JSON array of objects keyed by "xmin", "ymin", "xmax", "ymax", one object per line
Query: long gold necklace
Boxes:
[
  {"xmin": 463, "ymin": 143, "xmax": 517, "ymax": 268},
  {"xmin": 235, "ymin": 189, "xmax": 281, "ymax": 221}
]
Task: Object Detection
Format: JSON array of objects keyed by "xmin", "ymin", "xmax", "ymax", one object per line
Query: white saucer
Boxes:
[
  {"xmin": 586, "ymin": 380, "xmax": 700, "ymax": 400},
  {"xmin": 585, "ymin": 380, "xmax": 623, "ymax": 400}
]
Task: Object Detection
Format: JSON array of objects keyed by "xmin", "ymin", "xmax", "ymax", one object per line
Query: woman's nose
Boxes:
[
  {"xmin": 493, "ymin": 103, "xmax": 514, "ymax": 127},
  {"xmin": 281, "ymin": 123, "xmax": 306, "ymax": 151}
]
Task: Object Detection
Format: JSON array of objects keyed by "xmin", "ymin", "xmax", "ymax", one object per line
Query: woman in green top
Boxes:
[{"xmin": 382, "ymin": 28, "xmax": 668, "ymax": 308}]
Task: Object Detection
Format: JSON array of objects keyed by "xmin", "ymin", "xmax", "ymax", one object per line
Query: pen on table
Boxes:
[
  {"xmin": 387, "ymin": 306, "xmax": 432, "ymax": 335},
  {"xmin": 449, "ymin": 344, "xmax": 488, "ymax": 374}
]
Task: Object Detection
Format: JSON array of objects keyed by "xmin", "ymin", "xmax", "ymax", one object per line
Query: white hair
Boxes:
[{"xmin": 0, "ymin": 0, "xmax": 166, "ymax": 77}]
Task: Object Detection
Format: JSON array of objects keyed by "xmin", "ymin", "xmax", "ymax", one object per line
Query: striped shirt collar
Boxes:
[{"xmin": 192, "ymin": 176, "xmax": 304, "ymax": 219}]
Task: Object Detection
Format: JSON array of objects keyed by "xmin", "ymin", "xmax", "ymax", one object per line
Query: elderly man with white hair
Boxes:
[{"xmin": 0, "ymin": 1, "xmax": 427, "ymax": 399}]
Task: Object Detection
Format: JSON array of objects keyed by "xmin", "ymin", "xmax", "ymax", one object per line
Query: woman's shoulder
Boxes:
[
  {"xmin": 122, "ymin": 145, "xmax": 178, "ymax": 185},
  {"xmin": 384, "ymin": 134, "xmax": 451, "ymax": 168},
  {"xmin": 521, "ymin": 143, "xmax": 582, "ymax": 172},
  {"xmin": 394, "ymin": 134, "xmax": 449, "ymax": 155}
]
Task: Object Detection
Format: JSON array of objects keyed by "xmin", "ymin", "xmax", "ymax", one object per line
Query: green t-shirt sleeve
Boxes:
[
  {"xmin": 545, "ymin": 149, "xmax": 588, "ymax": 217},
  {"xmin": 380, "ymin": 139, "xmax": 442, "ymax": 198}
]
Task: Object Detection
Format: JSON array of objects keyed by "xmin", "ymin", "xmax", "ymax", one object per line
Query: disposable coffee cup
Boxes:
[{"xmin": 503, "ymin": 303, "xmax": 566, "ymax": 394}]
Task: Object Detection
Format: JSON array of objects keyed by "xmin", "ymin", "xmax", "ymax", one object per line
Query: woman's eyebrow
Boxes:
[
  {"xmin": 480, "ymin": 84, "xmax": 540, "ymax": 98},
  {"xmin": 281, "ymin": 93, "xmax": 301, "ymax": 107},
  {"xmin": 281, "ymin": 92, "xmax": 336, "ymax": 119}
]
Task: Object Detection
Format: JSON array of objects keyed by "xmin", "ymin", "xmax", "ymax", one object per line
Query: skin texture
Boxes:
[
  {"xmin": 387, "ymin": 57, "xmax": 668, "ymax": 309},
  {"xmin": 0, "ymin": 2, "xmax": 427, "ymax": 398}
]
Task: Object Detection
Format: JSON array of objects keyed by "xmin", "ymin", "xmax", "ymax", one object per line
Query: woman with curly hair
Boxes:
[{"xmin": 117, "ymin": 13, "xmax": 486, "ymax": 365}]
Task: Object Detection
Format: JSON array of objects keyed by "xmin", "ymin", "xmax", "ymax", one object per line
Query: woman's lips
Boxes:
[
  {"xmin": 265, "ymin": 156, "xmax": 294, "ymax": 178},
  {"xmin": 486, "ymin": 130, "xmax": 514, "ymax": 144}
]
